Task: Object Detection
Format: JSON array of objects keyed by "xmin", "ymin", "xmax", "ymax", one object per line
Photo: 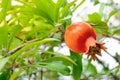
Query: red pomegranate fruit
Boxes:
[{"xmin": 64, "ymin": 22, "xmax": 107, "ymax": 60}]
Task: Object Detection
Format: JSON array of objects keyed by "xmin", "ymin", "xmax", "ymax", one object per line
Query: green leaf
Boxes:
[
  {"xmin": 44, "ymin": 51, "xmax": 76, "ymax": 65},
  {"xmin": 70, "ymin": 50, "xmax": 82, "ymax": 80},
  {"xmin": 8, "ymin": 25, "xmax": 22, "ymax": 48},
  {"xmin": 72, "ymin": 0, "xmax": 85, "ymax": 12},
  {"xmin": 9, "ymin": 69, "xmax": 23, "ymax": 80},
  {"xmin": 53, "ymin": 32, "xmax": 62, "ymax": 39},
  {"xmin": 88, "ymin": 12, "xmax": 102, "ymax": 23},
  {"xmin": 0, "ymin": 57, "xmax": 9, "ymax": 71},
  {"xmin": 61, "ymin": 0, "xmax": 77, "ymax": 18},
  {"xmin": 106, "ymin": 10, "xmax": 118, "ymax": 22},
  {"xmin": 84, "ymin": 60, "xmax": 97, "ymax": 77},
  {"xmin": 10, "ymin": 38, "xmax": 60, "ymax": 60},
  {"xmin": 39, "ymin": 61, "xmax": 70, "ymax": 75},
  {"xmin": 0, "ymin": 21, "xmax": 8, "ymax": 48},
  {"xmin": 32, "ymin": 0, "xmax": 55, "ymax": 24},
  {"xmin": 88, "ymin": 14, "xmax": 109, "ymax": 35},
  {"xmin": 34, "ymin": 22, "xmax": 55, "ymax": 38},
  {"xmin": 42, "ymin": 57, "xmax": 73, "ymax": 66},
  {"xmin": 0, "ymin": 0, "xmax": 11, "ymax": 20},
  {"xmin": 21, "ymin": 7, "xmax": 53, "ymax": 25},
  {"xmin": 53, "ymin": 0, "xmax": 63, "ymax": 22},
  {"xmin": 93, "ymin": 22, "xmax": 108, "ymax": 35},
  {"xmin": 91, "ymin": 0, "xmax": 99, "ymax": 5},
  {"xmin": 0, "ymin": 69, "xmax": 11, "ymax": 80},
  {"xmin": 113, "ymin": 27, "xmax": 120, "ymax": 35},
  {"xmin": 26, "ymin": 68, "xmax": 37, "ymax": 77},
  {"xmin": 102, "ymin": 65, "xmax": 120, "ymax": 75},
  {"xmin": 99, "ymin": 4, "xmax": 105, "ymax": 17},
  {"xmin": 115, "ymin": 53, "xmax": 120, "ymax": 63}
]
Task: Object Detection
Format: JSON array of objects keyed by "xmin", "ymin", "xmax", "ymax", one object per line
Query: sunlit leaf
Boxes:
[
  {"xmin": 8, "ymin": 25, "xmax": 22, "ymax": 48},
  {"xmin": 61, "ymin": 0, "xmax": 77, "ymax": 18},
  {"xmin": 0, "ymin": 0, "xmax": 11, "ymax": 20},
  {"xmin": 91, "ymin": 0, "xmax": 99, "ymax": 5},
  {"xmin": 106, "ymin": 10, "xmax": 118, "ymax": 22},
  {"xmin": 38, "ymin": 61, "xmax": 70, "ymax": 75},
  {"xmin": 0, "ymin": 57, "xmax": 9, "ymax": 71},
  {"xmin": 93, "ymin": 23, "xmax": 108, "ymax": 35},
  {"xmin": 87, "ymin": 13, "xmax": 109, "ymax": 35},
  {"xmin": 32, "ymin": 0, "xmax": 55, "ymax": 24},
  {"xmin": 88, "ymin": 12, "xmax": 102, "ymax": 23},
  {"xmin": 113, "ymin": 27, "xmax": 120, "ymax": 35},
  {"xmin": 33, "ymin": 22, "xmax": 55, "ymax": 38},
  {"xmin": 72, "ymin": 0, "xmax": 85, "ymax": 12},
  {"xmin": 42, "ymin": 57, "xmax": 73, "ymax": 66},
  {"xmin": 53, "ymin": 0, "xmax": 63, "ymax": 22},
  {"xmin": 0, "ymin": 21, "xmax": 8, "ymax": 48},
  {"xmin": 44, "ymin": 51, "xmax": 76, "ymax": 65},
  {"xmin": 10, "ymin": 38, "xmax": 60, "ymax": 60},
  {"xmin": 9, "ymin": 69, "xmax": 23, "ymax": 80}
]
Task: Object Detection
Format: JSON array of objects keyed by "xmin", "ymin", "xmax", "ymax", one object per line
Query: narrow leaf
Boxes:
[
  {"xmin": 113, "ymin": 28, "xmax": 120, "ymax": 35},
  {"xmin": 8, "ymin": 25, "xmax": 22, "ymax": 48},
  {"xmin": 44, "ymin": 51, "xmax": 77, "ymax": 65},
  {"xmin": 32, "ymin": 0, "xmax": 55, "ymax": 23},
  {"xmin": 10, "ymin": 38, "xmax": 59, "ymax": 60},
  {"xmin": 72, "ymin": 0, "xmax": 85, "ymax": 12},
  {"xmin": 70, "ymin": 50, "xmax": 82, "ymax": 80},
  {"xmin": 53, "ymin": 0, "xmax": 63, "ymax": 22},
  {"xmin": 85, "ymin": 60, "xmax": 97, "ymax": 76},
  {"xmin": 106, "ymin": 10, "xmax": 118, "ymax": 22},
  {"xmin": 93, "ymin": 22, "xmax": 108, "ymax": 35},
  {"xmin": 40, "ymin": 61, "xmax": 70, "ymax": 75},
  {"xmin": 0, "ymin": 69, "xmax": 10, "ymax": 80},
  {"xmin": 0, "ymin": 21, "xmax": 8, "ymax": 48},
  {"xmin": 0, "ymin": 0, "xmax": 11, "ymax": 20},
  {"xmin": 9, "ymin": 69, "xmax": 23, "ymax": 80},
  {"xmin": 0, "ymin": 57, "xmax": 9, "ymax": 71},
  {"xmin": 61, "ymin": 0, "xmax": 77, "ymax": 18}
]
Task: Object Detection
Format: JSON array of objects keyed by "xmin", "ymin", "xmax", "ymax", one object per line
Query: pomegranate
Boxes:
[{"xmin": 64, "ymin": 22, "xmax": 107, "ymax": 60}]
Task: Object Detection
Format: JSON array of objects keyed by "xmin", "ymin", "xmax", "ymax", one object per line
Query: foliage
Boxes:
[{"xmin": 0, "ymin": 0, "xmax": 120, "ymax": 80}]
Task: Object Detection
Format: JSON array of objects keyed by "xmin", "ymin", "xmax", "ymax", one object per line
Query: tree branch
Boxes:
[
  {"xmin": 96, "ymin": 57, "xmax": 109, "ymax": 70},
  {"xmin": 104, "ymin": 35, "xmax": 120, "ymax": 41},
  {"xmin": 112, "ymin": 36, "xmax": 120, "ymax": 41},
  {"xmin": 8, "ymin": 38, "xmax": 41, "ymax": 55},
  {"xmin": 104, "ymin": 50, "xmax": 120, "ymax": 64},
  {"xmin": 8, "ymin": 33, "xmax": 25, "ymax": 42}
]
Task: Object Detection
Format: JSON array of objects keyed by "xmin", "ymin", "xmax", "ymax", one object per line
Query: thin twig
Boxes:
[
  {"xmin": 8, "ymin": 38, "xmax": 41, "ymax": 55},
  {"xmin": 40, "ymin": 68, "xmax": 43, "ymax": 80},
  {"xmin": 8, "ymin": 33, "xmax": 25, "ymax": 42},
  {"xmin": 72, "ymin": 0, "xmax": 85, "ymax": 12},
  {"xmin": 96, "ymin": 57, "xmax": 109, "ymax": 70},
  {"xmin": 104, "ymin": 50, "xmax": 120, "ymax": 64},
  {"xmin": 96, "ymin": 57, "xmax": 120, "ymax": 79},
  {"xmin": 112, "ymin": 36, "xmax": 120, "ymax": 41},
  {"xmin": 104, "ymin": 35, "xmax": 120, "ymax": 41},
  {"xmin": 8, "ymin": 26, "xmax": 63, "ymax": 55}
]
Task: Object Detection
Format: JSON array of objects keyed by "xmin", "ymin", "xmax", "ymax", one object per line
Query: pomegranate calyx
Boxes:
[{"xmin": 86, "ymin": 42, "xmax": 107, "ymax": 60}]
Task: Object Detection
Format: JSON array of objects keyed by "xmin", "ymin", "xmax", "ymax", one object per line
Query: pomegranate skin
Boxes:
[
  {"xmin": 64, "ymin": 22, "xmax": 107, "ymax": 60},
  {"xmin": 64, "ymin": 22, "xmax": 96, "ymax": 53}
]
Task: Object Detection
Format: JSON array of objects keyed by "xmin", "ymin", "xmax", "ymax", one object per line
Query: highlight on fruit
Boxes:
[{"xmin": 64, "ymin": 22, "xmax": 107, "ymax": 60}]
